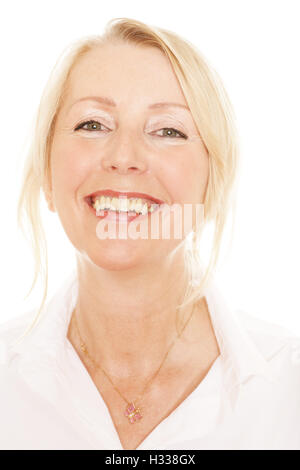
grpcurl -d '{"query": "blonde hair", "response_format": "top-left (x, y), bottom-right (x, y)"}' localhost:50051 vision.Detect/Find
top-left (14, 17), bottom-right (240, 346)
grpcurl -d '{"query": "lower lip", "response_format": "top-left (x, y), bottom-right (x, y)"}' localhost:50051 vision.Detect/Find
top-left (85, 201), bottom-right (161, 222)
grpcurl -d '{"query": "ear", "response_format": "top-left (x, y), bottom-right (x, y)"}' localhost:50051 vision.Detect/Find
top-left (42, 177), bottom-right (56, 213)
top-left (43, 189), bottom-right (56, 213)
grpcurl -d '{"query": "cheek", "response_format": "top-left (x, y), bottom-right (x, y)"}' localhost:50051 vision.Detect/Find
top-left (50, 139), bottom-right (92, 204)
top-left (157, 148), bottom-right (209, 203)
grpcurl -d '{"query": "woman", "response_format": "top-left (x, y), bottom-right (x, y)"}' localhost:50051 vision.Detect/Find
top-left (0, 18), bottom-right (299, 450)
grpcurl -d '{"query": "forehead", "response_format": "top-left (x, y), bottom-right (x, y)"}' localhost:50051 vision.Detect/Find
top-left (63, 43), bottom-right (188, 109)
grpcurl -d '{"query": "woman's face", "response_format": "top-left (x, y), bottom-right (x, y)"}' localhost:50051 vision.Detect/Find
top-left (47, 43), bottom-right (209, 271)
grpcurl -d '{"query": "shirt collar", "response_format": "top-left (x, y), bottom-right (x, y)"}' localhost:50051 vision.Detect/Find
top-left (10, 269), bottom-right (279, 391)
top-left (11, 270), bottom-right (78, 356)
top-left (204, 277), bottom-right (279, 388)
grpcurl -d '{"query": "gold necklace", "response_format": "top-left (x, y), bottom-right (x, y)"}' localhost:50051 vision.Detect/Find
top-left (72, 302), bottom-right (197, 424)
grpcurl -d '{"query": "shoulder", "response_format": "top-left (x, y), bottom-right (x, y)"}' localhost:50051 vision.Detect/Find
top-left (0, 310), bottom-right (36, 364)
top-left (237, 308), bottom-right (300, 382)
top-left (236, 307), bottom-right (299, 348)
top-left (0, 309), bottom-right (36, 340)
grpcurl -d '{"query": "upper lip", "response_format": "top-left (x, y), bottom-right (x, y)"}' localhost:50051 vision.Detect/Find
top-left (85, 189), bottom-right (165, 205)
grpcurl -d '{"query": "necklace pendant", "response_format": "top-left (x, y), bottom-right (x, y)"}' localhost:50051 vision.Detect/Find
top-left (124, 402), bottom-right (142, 424)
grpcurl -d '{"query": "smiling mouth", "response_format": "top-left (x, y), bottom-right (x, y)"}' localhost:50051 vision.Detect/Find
top-left (85, 194), bottom-right (163, 221)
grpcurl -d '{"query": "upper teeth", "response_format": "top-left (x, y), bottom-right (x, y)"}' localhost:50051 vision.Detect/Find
top-left (92, 196), bottom-right (159, 215)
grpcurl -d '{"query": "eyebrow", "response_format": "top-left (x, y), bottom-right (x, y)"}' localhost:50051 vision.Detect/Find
top-left (68, 96), bottom-right (190, 111)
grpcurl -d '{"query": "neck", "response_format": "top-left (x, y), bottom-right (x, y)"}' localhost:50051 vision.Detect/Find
top-left (68, 253), bottom-right (207, 379)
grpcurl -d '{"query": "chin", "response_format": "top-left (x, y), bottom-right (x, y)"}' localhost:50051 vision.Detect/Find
top-left (84, 240), bottom-right (152, 272)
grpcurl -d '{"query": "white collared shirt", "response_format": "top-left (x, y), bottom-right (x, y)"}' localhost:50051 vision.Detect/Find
top-left (0, 271), bottom-right (299, 450)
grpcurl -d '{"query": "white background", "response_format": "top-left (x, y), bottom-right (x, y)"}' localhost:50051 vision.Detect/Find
top-left (0, 0), bottom-right (299, 333)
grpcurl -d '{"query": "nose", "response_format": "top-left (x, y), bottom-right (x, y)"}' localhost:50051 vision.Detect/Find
top-left (101, 131), bottom-right (148, 175)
